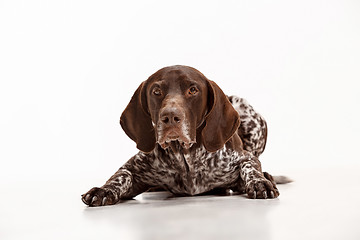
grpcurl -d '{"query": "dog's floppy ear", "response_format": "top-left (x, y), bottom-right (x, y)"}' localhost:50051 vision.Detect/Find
top-left (120, 82), bottom-right (156, 153)
top-left (202, 80), bottom-right (240, 152)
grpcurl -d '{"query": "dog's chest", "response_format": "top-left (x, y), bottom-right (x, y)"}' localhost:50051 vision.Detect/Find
top-left (153, 146), bottom-right (243, 195)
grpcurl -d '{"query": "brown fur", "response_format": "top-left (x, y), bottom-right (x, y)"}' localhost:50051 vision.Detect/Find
top-left (82, 65), bottom-right (280, 207)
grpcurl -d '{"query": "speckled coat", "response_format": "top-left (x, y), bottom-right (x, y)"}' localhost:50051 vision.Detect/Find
top-left (82, 66), bottom-right (279, 207)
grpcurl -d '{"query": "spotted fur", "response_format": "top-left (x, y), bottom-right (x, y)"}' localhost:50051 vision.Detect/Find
top-left (228, 96), bottom-right (267, 157)
top-left (82, 66), bottom-right (280, 207)
top-left (82, 96), bottom-right (279, 206)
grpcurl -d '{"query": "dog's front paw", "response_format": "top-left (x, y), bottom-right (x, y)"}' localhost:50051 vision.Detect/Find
top-left (245, 178), bottom-right (279, 199)
top-left (82, 187), bottom-right (117, 207)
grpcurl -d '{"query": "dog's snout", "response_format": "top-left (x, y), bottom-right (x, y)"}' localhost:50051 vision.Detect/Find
top-left (160, 108), bottom-right (183, 126)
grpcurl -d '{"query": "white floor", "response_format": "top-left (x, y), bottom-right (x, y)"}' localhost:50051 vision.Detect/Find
top-left (1, 166), bottom-right (360, 240)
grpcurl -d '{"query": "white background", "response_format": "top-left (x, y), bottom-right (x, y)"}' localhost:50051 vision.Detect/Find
top-left (1, 1), bottom-right (360, 240)
top-left (1, 0), bottom-right (360, 183)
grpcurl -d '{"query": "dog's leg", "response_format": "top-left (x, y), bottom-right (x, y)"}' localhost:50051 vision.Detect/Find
top-left (81, 168), bottom-right (145, 207)
top-left (81, 152), bottom-right (153, 207)
top-left (239, 152), bottom-right (279, 199)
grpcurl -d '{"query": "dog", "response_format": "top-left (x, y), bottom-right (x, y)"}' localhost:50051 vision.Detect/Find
top-left (82, 65), bottom-right (287, 207)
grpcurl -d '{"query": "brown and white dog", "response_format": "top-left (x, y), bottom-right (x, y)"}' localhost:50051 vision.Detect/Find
top-left (82, 65), bottom-right (288, 207)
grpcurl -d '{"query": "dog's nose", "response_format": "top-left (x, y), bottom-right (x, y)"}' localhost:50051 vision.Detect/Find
top-left (160, 108), bottom-right (183, 125)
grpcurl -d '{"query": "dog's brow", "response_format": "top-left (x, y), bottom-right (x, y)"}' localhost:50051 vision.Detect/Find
top-left (183, 79), bottom-right (198, 86)
top-left (149, 81), bottom-right (167, 90)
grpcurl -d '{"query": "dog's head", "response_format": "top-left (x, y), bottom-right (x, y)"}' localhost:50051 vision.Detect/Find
top-left (120, 65), bottom-right (239, 153)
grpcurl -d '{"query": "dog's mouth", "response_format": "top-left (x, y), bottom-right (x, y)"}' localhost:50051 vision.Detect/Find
top-left (157, 132), bottom-right (195, 151)
top-left (159, 138), bottom-right (194, 150)
top-left (160, 140), bottom-right (195, 154)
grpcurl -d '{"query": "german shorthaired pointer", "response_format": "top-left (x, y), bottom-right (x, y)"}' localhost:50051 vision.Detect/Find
top-left (82, 65), bottom-right (284, 207)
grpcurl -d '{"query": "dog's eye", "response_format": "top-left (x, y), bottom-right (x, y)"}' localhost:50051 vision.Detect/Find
top-left (153, 88), bottom-right (162, 96)
top-left (188, 86), bottom-right (199, 95)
